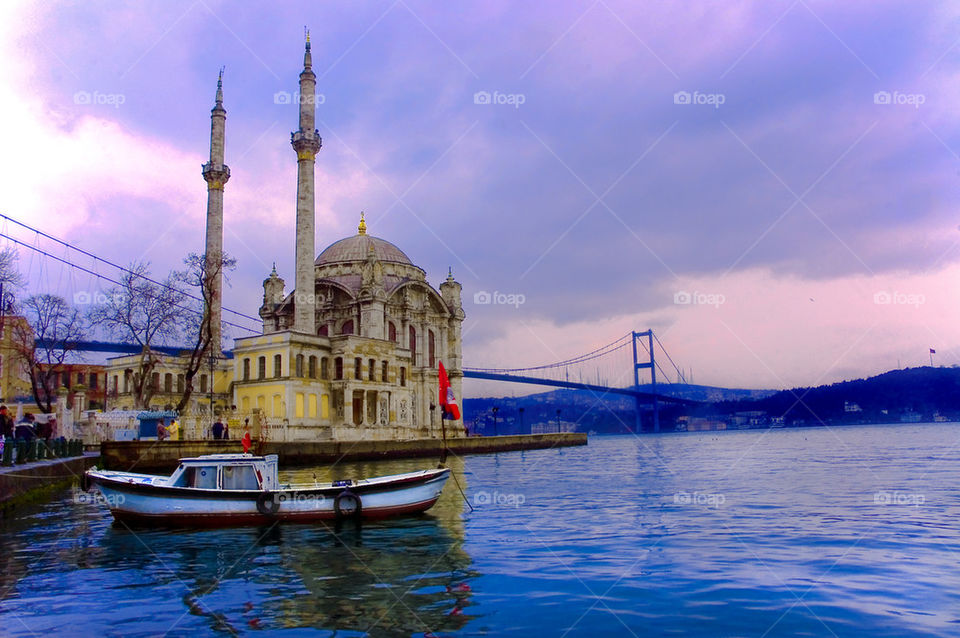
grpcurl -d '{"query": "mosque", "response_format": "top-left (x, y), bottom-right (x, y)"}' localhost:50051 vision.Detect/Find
top-left (203, 37), bottom-right (465, 440)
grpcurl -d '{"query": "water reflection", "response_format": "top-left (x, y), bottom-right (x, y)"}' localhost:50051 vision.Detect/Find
top-left (1, 456), bottom-right (476, 637)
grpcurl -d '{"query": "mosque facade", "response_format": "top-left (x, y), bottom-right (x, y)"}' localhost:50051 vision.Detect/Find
top-left (226, 38), bottom-right (465, 441)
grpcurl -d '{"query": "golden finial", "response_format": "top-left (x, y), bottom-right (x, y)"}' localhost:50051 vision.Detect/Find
top-left (305, 26), bottom-right (310, 44)
top-left (358, 211), bottom-right (367, 235)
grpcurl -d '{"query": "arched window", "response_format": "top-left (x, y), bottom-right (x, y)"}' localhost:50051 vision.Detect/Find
top-left (334, 357), bottom-right (343, 380)
top-left (243, 358), bottom-right (250, 381)
top-left (368, 358), bottom-right (375, 381)
top-left (308, 356), bottom-right (317, 379)
top-left (400, 367), bottom-right (406, 387)
top-left (354, 357), bottom-right (362, 380)
top-left (200, 374), bottom-right (208, 393)
top-left (164, 373), bottom-right (173, 393)
top-left (273, 354), bottom-right (282, 378)
top-left (409, 326), bottom-right (417, 366)
top-left (381, 361), bottom-right (388, 382)
top-left (258, 356), bottom-right (266, 379)
top-left (428, 330), bottom-right (436, 368)
top-left (318, 324), bottom-right (329, 336)
top-left (177, 374), bottom-right (184, 393)
top-left (388, 322), bottom-right (397, 342)
top-left (321, 357), bottom-right (329, 379)
top-left (341, 320), bottom-right (354, 335)
top-left (295, 354), bottom-right (304, 377)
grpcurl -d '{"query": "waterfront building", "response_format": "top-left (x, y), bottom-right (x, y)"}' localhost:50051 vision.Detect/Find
top-left (103, 352), bottom-right (231, 414)
top-left (230, 38), bottom-right (464, 441)
top-left (0, 315), bottom-right (32, 403)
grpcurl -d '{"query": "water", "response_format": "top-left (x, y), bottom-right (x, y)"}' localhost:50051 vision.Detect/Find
top-left (2, 424), bottom-right (960, 636)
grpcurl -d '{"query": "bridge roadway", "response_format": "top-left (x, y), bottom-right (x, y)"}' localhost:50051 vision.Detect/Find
top-left (461, 370), bottom-right (699, 405)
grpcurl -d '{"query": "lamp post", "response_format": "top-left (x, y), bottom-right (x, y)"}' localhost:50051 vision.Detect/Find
top-left (492, 406), bottom-right (499, 437)
top-left (556, 409), bottom-right (561, 434)
top-left (519, 407), bottom-right (525, 434)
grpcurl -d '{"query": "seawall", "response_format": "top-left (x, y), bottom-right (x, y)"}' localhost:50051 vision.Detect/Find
top-left (0, 454), bottom-right (100, 514)
top-left (100, 433), bottom-right (588, 472)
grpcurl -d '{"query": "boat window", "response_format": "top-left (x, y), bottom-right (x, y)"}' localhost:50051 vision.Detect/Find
top-left (187, 466), bottom-right (218, 489)
top-left (222, 465), bottom-right (260, 490)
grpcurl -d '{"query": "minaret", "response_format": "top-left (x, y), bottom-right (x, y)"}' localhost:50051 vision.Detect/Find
top-left (291, 31), bottom-right (322, 334)
top-left (202, 69), bottom-right (230, 352)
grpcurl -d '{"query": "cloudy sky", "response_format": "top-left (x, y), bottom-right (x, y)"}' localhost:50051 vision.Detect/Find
top-left (1, 1), bottom-right (958, 395)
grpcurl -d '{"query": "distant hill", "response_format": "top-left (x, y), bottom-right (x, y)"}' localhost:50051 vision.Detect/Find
top-left (712, 366), bottom-right (960, 424)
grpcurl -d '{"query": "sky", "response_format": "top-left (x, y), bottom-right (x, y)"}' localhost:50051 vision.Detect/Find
top-left (0, 0), bottom-right (958, 396)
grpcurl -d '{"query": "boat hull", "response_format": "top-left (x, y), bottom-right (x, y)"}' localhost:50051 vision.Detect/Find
top-left (87, 468), bottom-right (450, 527)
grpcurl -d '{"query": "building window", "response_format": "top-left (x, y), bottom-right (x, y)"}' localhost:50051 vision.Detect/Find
top-left (409, 326), bottom-right (417, 366)
top-left (274, 354), bottom-right (282, 378)
top-left (177, 374), bottom-right (184, 393)
top-left (152, 372), bottom-right (160, 390)
top-left (90, 373), bottom-right (98, 389)
top-left (164, 373), bottom-right (173, 393)
top-left (112, 375), bottom-right (119, 393)
top-left (296, 354), bottom-right (304, 377)
top-left (308, 356), bottom-right (317, 379)
top-left (354, 357), bottom-right (362, 380)
top-left (335, 357), bottom-right (343, 380)
top-left (320, 357), bottom-right (328, 380)
top-left (382, 360), bottom-right (388, 382)
top-left (368, 358), bottom-right (375, 381)
top-left (428, 330), bottom-right (436, 368)
top-left (258, 356), bottom-right (266, 380)
top-left (341, 320), bottom-right (354, 335)
top-left (388, 322), bottom-right (397, 342)
top-left (400, 366), bottom-right (406, 387)
top-left (76, 372), bottom-right (85, 386)
top-left (318, 324), bottom-right (329, 336)
top-left (123, 370), bottom-right (131, 393)
top-left (200, 374), bottom-right (208, 393)
top-left (243, 358), bottom-right (250, 381)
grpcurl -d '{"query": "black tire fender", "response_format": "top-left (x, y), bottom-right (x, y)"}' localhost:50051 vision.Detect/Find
top-left (334, 489), bottom-right (362, 520)
top-left (256, 491), bottom-right (281, 515)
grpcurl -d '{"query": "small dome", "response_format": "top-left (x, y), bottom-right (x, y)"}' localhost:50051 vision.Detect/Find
top-left (315, 233), bottom-right (413, 266)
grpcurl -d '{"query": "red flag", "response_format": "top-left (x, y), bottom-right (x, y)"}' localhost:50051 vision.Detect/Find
top-left (438, 361), bottom-right (461, 420)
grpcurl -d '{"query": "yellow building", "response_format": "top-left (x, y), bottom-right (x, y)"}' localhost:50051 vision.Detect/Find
top-left (103, 352), bottom-right (232, 413)
top-left (0, 315), bottom-right (33, 403)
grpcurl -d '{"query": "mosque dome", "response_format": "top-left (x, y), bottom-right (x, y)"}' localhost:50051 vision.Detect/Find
top-left (314, 213), bottom-right (413, 266)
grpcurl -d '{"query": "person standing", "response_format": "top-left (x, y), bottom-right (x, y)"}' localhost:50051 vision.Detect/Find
top-left (212, 419), bottom-right (224, 440)
top-left (0, 406), bottom-right (14, 439)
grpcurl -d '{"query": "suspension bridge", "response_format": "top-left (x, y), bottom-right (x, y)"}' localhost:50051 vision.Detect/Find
top-left (2, 214), bottom-right (698, 432)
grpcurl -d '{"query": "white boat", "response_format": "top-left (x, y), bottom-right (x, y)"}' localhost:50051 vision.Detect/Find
top-left (83, 453), bottom-right (450, 526)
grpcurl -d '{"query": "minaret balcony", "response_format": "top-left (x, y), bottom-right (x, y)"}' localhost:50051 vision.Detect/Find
top-left (202, 163), bottom-right (231, 183)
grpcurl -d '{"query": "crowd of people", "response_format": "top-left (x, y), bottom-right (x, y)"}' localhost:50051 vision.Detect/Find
top-left (0, 405), bottom-right (58, 442)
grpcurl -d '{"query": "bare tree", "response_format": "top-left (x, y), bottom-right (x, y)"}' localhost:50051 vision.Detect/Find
top-left (173, 252), bottom-right (236, 413)
top-left (12, 294), bottom-right (86, 413)
top-left (0, 245), bottom-right (26, 311)
top-left (89, 262), bottom-right (187, 409)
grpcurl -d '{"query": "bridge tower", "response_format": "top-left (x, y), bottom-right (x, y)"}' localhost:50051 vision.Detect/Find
top-left (632, 330), bottom-right (659, 433)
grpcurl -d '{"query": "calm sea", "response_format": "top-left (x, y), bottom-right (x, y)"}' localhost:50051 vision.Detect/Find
top-left (1, 423), bottom-right (959, 637)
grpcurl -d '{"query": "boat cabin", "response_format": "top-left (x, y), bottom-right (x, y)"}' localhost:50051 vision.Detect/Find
top-left (166, 454), bottom-right (280, 491)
